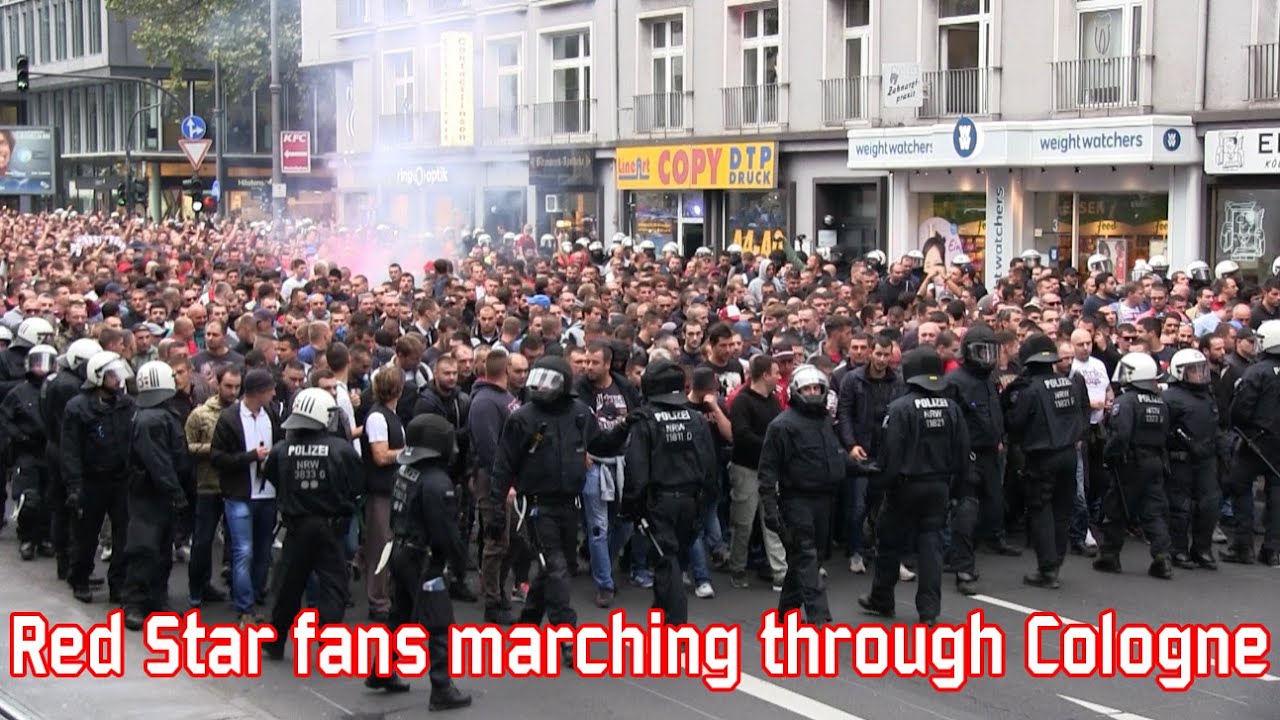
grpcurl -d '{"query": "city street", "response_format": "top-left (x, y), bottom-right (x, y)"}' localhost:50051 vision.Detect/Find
top-left (2, 530), bottom-right (1278, 720)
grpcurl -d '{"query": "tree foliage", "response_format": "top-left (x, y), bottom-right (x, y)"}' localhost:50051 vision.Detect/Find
top-left (105, 0), bottom-right (301, 100)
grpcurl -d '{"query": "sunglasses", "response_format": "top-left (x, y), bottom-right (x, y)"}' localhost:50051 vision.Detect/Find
top-left (1122, 335), bottom-right (1138, 341)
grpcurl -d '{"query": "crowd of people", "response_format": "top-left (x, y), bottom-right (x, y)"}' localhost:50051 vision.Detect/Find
top-left (2, 208), bottom-right (1279, 710)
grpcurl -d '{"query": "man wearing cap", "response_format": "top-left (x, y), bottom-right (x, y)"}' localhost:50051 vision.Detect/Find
top-left (859, 347), bottom-right (969, 626)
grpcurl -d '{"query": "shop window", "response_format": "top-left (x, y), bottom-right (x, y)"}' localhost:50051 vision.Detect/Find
top-left (484, 188), bottom-right (527, 237)
top-left (1211, 188), bottom-right (1279, 287)
top-left (816, 183), bottom-right (879, 258)
top-left (727, 189), bottom-right (788, 256)
top-left (634, 191), bottom-right (678, 247)
top-left (1070, 193), bottom-right (1167, 280)
top-left (917, 192), bottom-right (986, 281)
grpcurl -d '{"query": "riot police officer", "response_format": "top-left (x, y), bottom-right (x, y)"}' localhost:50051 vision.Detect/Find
top-left (42, 338), bottom-right (102, 580)
top-left (123, 361), bottom-right (193, 630)
top-left (488, 356), bottom-right (598, 666)
top-left (620, 359), bottom-right (717, 625)
top-left (1095, 352), bottom-right (1175, 579)
top-left (1164, 349), bottom-right (1222, 570)
top-left (263, 388), bottom-right (364, 658)
top-left (368, 413), bottom-right (471, 711)
top-left (759, 364), bottom-right (845, 624)
top-left (945, 324), bottom-right (1008, 596)
top-left (1222, 319), bottom-right (1280, 566)
top-left (0, 317), bottom-right (56, 397)
top-left (859, 348), bottom-right (969, 625)
top-left (1, 344), bottom-right (57, 560)
top-left (63, 351), bottom-right (135, 603)
top-left (1003, 334), bottom-right (1088, 589)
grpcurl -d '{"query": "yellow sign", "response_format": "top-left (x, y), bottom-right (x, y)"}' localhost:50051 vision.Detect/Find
top-left (734, 227), bottom-right (789, 256)
top-left (616, 142), bottom-right (777, 190)
top-left (440, 32), bottom-right (474, 147)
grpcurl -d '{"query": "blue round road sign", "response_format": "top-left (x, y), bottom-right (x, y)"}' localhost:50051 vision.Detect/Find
top-left (181, 115), bottom-right (207, 141)
top-left (953, 116), bottom-right (979, 159)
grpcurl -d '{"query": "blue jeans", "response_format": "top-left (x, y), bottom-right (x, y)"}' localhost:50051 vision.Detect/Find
top-left (224, 498), bottom-right (276, 615)
top-left (844, 474), bottom-right (869, 557)
top-left (688, 503), bottom-right (725, 585)
top-left (1070, 450), bottom-right (1090, 544)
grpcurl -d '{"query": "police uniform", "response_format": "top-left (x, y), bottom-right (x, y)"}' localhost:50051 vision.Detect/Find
top-left (263, 388), bottom-right (364, 656)
top-left (489, 356), bottom-right (597, 661)
top-left (621, 360), bottom-right (717, 625)
top-left (759, 364), bottom-right (845, 624)
top-left (122, 362), bottom-right (194, 629)
top-left (1095, 353), bottom-right (1175, 578)
top-left (859, 348), bottom-right (969, 624)
top-left (1222, 320), bottom-right (1280, 566)
top-left (1162, 350), bottom-right (1221, 569)
top-left (370, 414), bottom-right (471, 710)
top-left (41, 339), bottom-right (102, 580)
top-left (1003, 335), bottom-right (1088, 588)
top-left (0, 345), bottom-right (57, 560)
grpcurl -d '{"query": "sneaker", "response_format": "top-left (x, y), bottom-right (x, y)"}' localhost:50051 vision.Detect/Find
top-left (694, 582), bottom-right (715, 599)
top-left (771, 573), bottom-right (785, 592)
top-left (100, 546), bottom-right (112, 562)
top-left (848, 554), bottom-right (866, 574)
top-left (594, 588), bottom-right (615, 608)
top-left (730, 572), bottom-right (750, 589)
top-left (510, 582), bottom-right (529, 603)
top-left (1212, 526), bottom-right (1228, 544)
top-left (819, 567), bottom-right (828, 579)
top-left (238, 613), bottom-right (262, 627)
top-left (1084, 529), bottom-right (1098, 549)
top-left (899, 564), bottom-right (916, 582)
top-left (630, 572), bottom-right (654, 589)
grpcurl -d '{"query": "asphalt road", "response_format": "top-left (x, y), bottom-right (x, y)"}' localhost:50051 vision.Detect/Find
top-left (2, 527), bottom-right (1278, 720)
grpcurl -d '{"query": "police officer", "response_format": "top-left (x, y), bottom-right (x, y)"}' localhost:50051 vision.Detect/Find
top-left (489, 356), bottom-right (597, 666)
top-left (1164, 349), bottom-right (1222, 570)
top-left (0, 317), bottom-right (56, 397)
top-left (123, 361), bottom-right (193, 630)
top-left (1094, 352), bottom-right (1175, 579)
top-left (945, 324), bottom-right (1008, 596)
top-left (42, 339), bottom-right (102, 580)
top-left (1, 344), bottom-right (57, 560)
top-left (1222, 319), bottom-right (1280, 566)
top-left (620, 360), bottom-right (717, 625)
top-left (759, 364), bottom-right (845, 624)
top-left (367, 413), bottom-right (471, 711)
top-left (859, 348), bottom-right (969, 625)
top-left (263, 388), bottom-right (364, 658)
top-left (1003, 334), bottom-right (1088, 589)
top-left (63, 351), bottom-right (135, 604)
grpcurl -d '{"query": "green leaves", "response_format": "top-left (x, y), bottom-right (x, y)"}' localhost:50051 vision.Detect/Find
top-left (106, 0), bottom-right (300, 99)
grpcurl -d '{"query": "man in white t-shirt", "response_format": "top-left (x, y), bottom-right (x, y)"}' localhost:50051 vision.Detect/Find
top-left (1069, 329), bottom-right (1111, 556)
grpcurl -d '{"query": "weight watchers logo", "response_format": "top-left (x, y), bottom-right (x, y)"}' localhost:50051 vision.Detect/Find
top-left (395, 166), bottom-right (449, 187)
top-left (953, 117), bottom-right (979, 159)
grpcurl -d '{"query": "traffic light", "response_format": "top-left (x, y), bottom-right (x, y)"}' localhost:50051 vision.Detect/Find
top-left (115, 182), bottom-right (128, 207)
top-left (15, 55), bottom-right (28, 93)
top-left (183, 176), bottom-right (206, 214)
top-left (132, 180), bottom-right (147, 205)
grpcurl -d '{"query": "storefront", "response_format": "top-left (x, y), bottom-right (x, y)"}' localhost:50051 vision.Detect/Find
top-left (616, 141), bottom-right (781, 257)
top-left (383, 162), bottom-right (475, 235)
top-left (530, 149), bottom-right (598, 240)
top-left (782, 148), bottom-right (886, 260)
top-left (848, 116), bottom-right (1202, 288)
top-left (1202, 127), bottom-right (1280, 285)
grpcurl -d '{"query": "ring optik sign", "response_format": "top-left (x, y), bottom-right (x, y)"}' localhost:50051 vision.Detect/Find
top-left (280, 131), bottom-right (312, 175)
top-left (395, 166), bottom-right (450, 187)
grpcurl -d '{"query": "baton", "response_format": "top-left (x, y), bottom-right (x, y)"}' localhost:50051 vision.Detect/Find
top-left (1233, 428), bottom-right (1280, 479)
top-left (11, 491), bottom-right (23, 522)
top-left (513, 495), bottom-right (528, 533)
top-left (637, 518), bottom-right (665, 559)
top-left (374, 540), bottom-right (393, 576)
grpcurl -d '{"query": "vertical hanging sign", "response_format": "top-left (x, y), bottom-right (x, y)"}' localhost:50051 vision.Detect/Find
top-left (440, 32), bottom-right (475, 147)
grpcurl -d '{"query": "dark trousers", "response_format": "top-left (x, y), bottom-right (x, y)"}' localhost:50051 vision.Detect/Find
top-left (267, 516), bottom-right (349, 647)
top-left (10, 464), bottom-right (49, 544)
top-left (1100, 454), bottom-right (1172, 558)
top-left (517, 503), bottom-right (579, 627)
top-left (949, 449), bottom-right (1000, 576)
top-left (71, 481), bottom-right (129, 594)
top-left (187, 494), bottom-right (224, 603)
top-left (1227, 450), bottom-right (1280, 554)
top-left (778, 495), bottom-right (832, 624)
top-left (379, 544), bottom-right (455, 690)
top-left (1024, 448), bottom-right (1079, 573)
top-left (122, 493), bottom-right (177, 614)
top-left (1168, 455), bottom-right (1221, 557)
top-left (870, 479), bottom-right (948, 621)
top-left (473, 470), bottom-right (510, 610)
top-left (647, 491), bottom-right (698, 625)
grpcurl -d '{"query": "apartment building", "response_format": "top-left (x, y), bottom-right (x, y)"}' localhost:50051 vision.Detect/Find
top-left (301, 0), bottom-right (1280, 284)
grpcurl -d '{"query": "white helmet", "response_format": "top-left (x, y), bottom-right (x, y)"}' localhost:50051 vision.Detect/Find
top-left (1021, 249), bottom-right (1042, 266)
top-left (82, 351), bottom-right (132, 390)
top-left (15, 317), bottom-right (55, 349)
top-left (1186, 260), bottom-right (1211, 284)
top-left (906, 249), bottom-right (925, 262)
top-left (25, 344), bottom-right (58, 379)
top-left (611, 232), bottom-right (626, 245)
top-left (540, 233), bottom-right (555, 244)
top-left (661, 242), bottom-right (679, 255)
top-left (588, 241), bottom-right (602, 252)
top-left (1131, 259), bottom-right (1151, 281)
top-left (62, 338), bottom-right (103, 372)
top-left (135, 360), bottom-right (178, 408)
top-left (1112, 352), bottom-right (1159, 391)
top-left (865, 249), bottom-right (887, 267)
top-left (1149, 255), bottom-right (1170, 275)
top-left (639, 239), bottom-right (656, 252)
top-left (727, 243), bottom-right (743, 255)
top-left (575, 237), bottom-right (590, 247)
top-left (281, 387), bottom-right (337, 431)
top-left (560, 241), bottom-right (573, 254)
top-left (1087, 253), bottom-right (1113, 274)
top-left (1272, 256), bottom-right (1280, 277)
top-left (1215, 260), bottom-right (1240, 279)
top-left (477, 233), bottom-right (492, 246)
top-left (0, 326), bottom-right (12, 344)
top-left (694, 246), bottom-right (713, 258)
top-left (787, 364), bottom-right (829, 414)
top-left (1257, 319), bottom-right (1280, 355)
top-left (621, 235), bottom-right (634, 248)
top-left (951, 253), bottom-right (971, 267)
top-left (502, 232), bottom-right (516, 243)
top-left (1167, 348), bottom-right (1209, 385)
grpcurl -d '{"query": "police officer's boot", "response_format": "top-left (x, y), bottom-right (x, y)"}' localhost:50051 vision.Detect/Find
top-left (71, 584), bottom-right (93, 603)
top-left (1190, 551), bottom-right (1218, 570)
top-left (856, 594), bottom-right (895, 618)
top-left (1147, 554), bottom-right (1174, 580)
top-left (1172, 553), bottom-right (1196, 570)
top-left (124, 608), bottom-right (147, 631)
top-left (18, 541), bottom-right (35, 561)
top-left (428, 684), bottom-right (472, 712)
top-left (37, 541), bottom-right (54, 557)
top-left (1023, 569), bottom-right (1061, 589)
top-left (365, 672), bottom-right (410, 693)
top-left (986, 539), bottom-right (1022, 557)
top-left (1092, 554), bottom-right (1122, 573)
top-left (1257, 549), bottom-right (1280, 568)
top-left (55, 553), bottom-right (69, 580)
top-left (484, 604), bottom-right (517, 625)
top-left (1220, 545), bottom-right (1255, 564)
top-left (955, 573), bottom-right (978, 596)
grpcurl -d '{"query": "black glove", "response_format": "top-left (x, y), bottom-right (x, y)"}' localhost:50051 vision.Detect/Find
top-left (486, 510), bottom-right (507, 541)
top-left (618, 497), bottom-right (643, 523)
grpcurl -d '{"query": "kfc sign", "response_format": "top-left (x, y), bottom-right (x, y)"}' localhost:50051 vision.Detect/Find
top-left (280, 131), bottom-right (312, 174)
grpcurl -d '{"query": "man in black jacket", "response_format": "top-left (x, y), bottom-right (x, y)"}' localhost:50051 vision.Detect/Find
top-left (42, 338), bottom-right (102, 581)
top-left (2, 344), bottom-right (57, 561)
top-left (726, 354), bottom-right (786, 590)
top-left (467, 348), bottom-right (519, 625)
top-left (210, 368), bottom-right (281, 624)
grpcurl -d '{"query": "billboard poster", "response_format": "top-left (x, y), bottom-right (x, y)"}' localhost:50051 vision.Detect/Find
top-left (0, 127), bottom-right (55, 196)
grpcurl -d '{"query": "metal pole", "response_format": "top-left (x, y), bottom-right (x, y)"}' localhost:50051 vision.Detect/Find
top-left (214, 56), bottom-right (226, 219)
top-left (269, 0), bottom-right (284, 229)
top-left (124, 100), bottom-right (162, 218)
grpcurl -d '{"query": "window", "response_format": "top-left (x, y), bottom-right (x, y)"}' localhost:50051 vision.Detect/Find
top-left (54, 0), bottom-right (66, 60)
top-left (104, 82), bottom-right (116, 151)
top-left (1075, 0), bottom-right (1143, 106)
top-left (741, 5), bottom-right (780, 124)
top-left (384, 0), bottom-right (409, 21)
top-left (86, 86), bottom-right (98, 152)
top-left (87, 0), bottom-right (99, 53)
top-left (933, 0), bottom-right (989, 115)
top-left (493, 38), bottom-right (520, 137)
top-left (68, 88), bottom-right (81, 153)
top-left (22, 6), bottom-right (33, 57)
top-left (7, 10), bottom-right (18, 67)
top-left (37, 1), bottom-right (49, 63)
top-left (70, 0), bottom-right (82, 56)
top-left (549, 30), bottom-right (591, 133)
top-left (648, 18), bottom-right (684, 128)
top-left (841, 0), bottom-right (870, 118)
top-left (383, 51), bottom-right (414, 142)
top-left (338, 0), bottom-right (367, 28)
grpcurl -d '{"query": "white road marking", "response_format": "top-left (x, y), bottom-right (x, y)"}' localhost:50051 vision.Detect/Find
top-left (1261, 673), bottom-right (1280, 682)
top-left (618, 678), bottom-right (729, 720)
top-left (970, 593), bottom-right (1085, 625)
top-left (735, 672), bottom-right (870, 720)
top-left (302, 686), bottom-right (353, 716)
top-left (1057, 694), bottom-right (1154, 720)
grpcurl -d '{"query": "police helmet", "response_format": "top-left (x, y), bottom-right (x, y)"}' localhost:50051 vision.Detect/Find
top-left (1272, 256), bottom-right (1280, 277)
top-left (62, 338), bottom-right (103, 372)
top-left (560, 241), bottom-right (573, 254)
top-left (503, 232), bottom-right (516, 243)
top-left (1148, 254), bottom-right (1170, 275)
top-left (1167, 349), bottom-right (1209, 385)
top-left (1021, 249), bottom-right (1042, 266)
top-left (905, 250), bottom-right (925, 264)
top-left (951, 253), bottom-right (972, 267)
top-left (576, 237), bottom-right (591, 248)
top-left (1257, 319), bottom-right (1280, 356)
top-left (589, 241), bottom-right (603, 252)
top-left (527, 356), bottom-right (573, 407)
top-left (540, 233), bottom-right (556, 245)
top-left (1113, 352), bottom-right (1160, 392)
top-left (694, 246), bottom-right (713, 258)
top-left (25, 344), bottom-right (58, 381)
top-left (621, 235), bottom-right (634, 248)
top-left (727, 243), bottom-right (743, 255)
top-left (398, 413), bottom-right (457, 465)
top-left (1088, 253), bottom-right (1114, 274)
top-left (1018, 334), bottom-right (1059, 366)
top-left (82, 351), bottom-right (132, 390)
top-left (961, 324), bottom-right (1000, 371)
top-left (0, 326), bottom-right (12, 346)
top-left (1131, 259), bottom-right (1152, 281)
top-left (641, 359), bottom-right (687, 406)
top-left (1186, 260), bottom-right (1211, 284)
top-left (1215, 260), bottom-right (1240, 279)
top-left (639, 239), bottom-right (656, 252)
top-left (901, 347), bottom-right (947, 393)
top-left (612, 232), bottom-right (626, 245)
top-left (661, 242), bottom-right (679, 255)
top-left (14, 317), bottom-right (55, 349)
top-left (865, 250), bottom-right (887, 268)
top-left (135, 360), bottom-right (178, 408)
top-left (281, 387), bottom-right (337, 431)
top-left (788, 364), bottom-right (831, 413)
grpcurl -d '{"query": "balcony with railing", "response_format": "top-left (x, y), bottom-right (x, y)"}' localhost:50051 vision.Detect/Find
top-left (721, 84), bottom-right (788, 131)
top-left (480, 105), bottom-right (528, 144)
top-left (336, 0), bottom-right (371, 30)
top-left (633, 92), bottom-right (693, 135)
top-left (917, 68), bottom-right (986, 118)
top-left (821, 77), bottom-right (872, 126)
top-left (1052, 56), bottom-right (1143, 112)
top-left (1248, 43), bottom-right (1280, 101)
top-left (532, 99), bottom-right (596, 141)
top-left (377, 112), bottom-right (441, 146)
